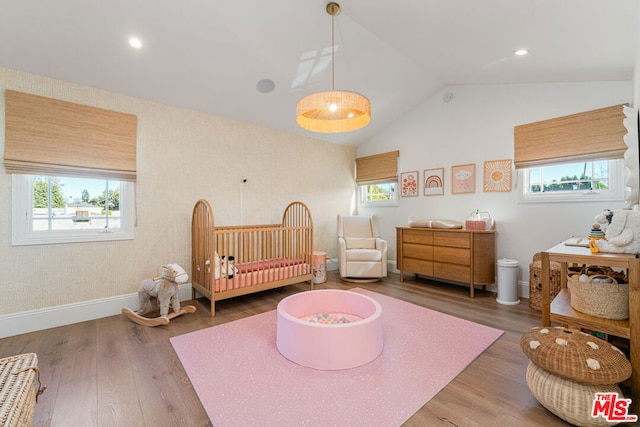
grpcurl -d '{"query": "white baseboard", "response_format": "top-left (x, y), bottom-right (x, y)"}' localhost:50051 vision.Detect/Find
top-left (389, 260), bottom-right (531, 300)
top-left (519, 281), bottom-right (530, 299)
top-left (0, 276), bottom-right (534, 339)
top-left (0, 284), bottom-right (193, 339)
top-left (388, 260), bottom-right (398, 274)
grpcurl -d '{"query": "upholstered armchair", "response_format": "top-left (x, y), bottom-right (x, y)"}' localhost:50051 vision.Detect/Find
top-left (337, 215), bottom-right (388, 281)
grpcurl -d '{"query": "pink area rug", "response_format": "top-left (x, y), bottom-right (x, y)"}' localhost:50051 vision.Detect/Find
top-left (170, 289), bottom-right (503, 426)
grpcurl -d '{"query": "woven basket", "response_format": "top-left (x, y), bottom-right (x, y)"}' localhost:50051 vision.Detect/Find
top-left (569, 275), bottom-right (629, 320)
top-left (526, 362), bottom-right (624, 427)
top-left (0, 353), bottom-right (43, 427)
top-left (529, 253), bottom-right (562, 311)
top-left (520, 326), bottom-right (631, 385)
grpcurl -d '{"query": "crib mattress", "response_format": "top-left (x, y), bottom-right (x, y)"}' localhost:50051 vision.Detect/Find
top-left (215, 259), bottom-right (309, 292)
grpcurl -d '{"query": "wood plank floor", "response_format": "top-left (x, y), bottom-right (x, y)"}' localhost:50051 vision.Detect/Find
top-left (0, 272), bottom-right (625, 426)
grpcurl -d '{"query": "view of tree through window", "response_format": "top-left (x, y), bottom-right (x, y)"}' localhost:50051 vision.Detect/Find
top-left (360, 182), bottom-right (396, 204)
top-left (33, 178), bottom-right (65, 208)
top-left (32, 176), bottom-right (121, 231)
top-left (528, 161), bottom-right (608, 193)
top-left (367, 183), bottom-right (395, 200)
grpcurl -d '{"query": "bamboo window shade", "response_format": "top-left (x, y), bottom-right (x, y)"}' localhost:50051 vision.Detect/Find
top-left (355, 150), bottom-right (399, 183)
top-left (4, 90), bottom-right (138, 181)
top-left (514, 104), bottom-right (627, 169)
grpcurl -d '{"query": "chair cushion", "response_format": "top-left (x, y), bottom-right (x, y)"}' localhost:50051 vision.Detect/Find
top-left (345, 249), bottom-right (382, 262)
top-left (342, 216), bottom-right (373, 239)
top-left (346, 237), bottom-right (376, 249)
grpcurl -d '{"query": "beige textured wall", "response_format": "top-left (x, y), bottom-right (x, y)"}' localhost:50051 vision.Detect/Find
top-left (0, 67), bottom-right (355, 315)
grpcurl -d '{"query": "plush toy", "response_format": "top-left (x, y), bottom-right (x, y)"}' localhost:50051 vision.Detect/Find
top-left (122, 263), bottom-right (196, 327)
top-left (213, 252), bottom-right (238, 279)
top-left (595, 209), bottom-right (640, 254)
top-left (136, 264), bottom-right (187, 316)
top-left (594, 208), bottom-right (614, 227)
top-left (221, 255), bottom-right (238, 278)
top-left (214, 252), bottom-right (222, 279)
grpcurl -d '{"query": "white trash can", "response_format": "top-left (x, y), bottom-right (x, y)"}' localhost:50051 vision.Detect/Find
top-left (496, 258), bottom-right (520, 305)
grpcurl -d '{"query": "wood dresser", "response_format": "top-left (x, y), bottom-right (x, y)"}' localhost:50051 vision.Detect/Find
top-left (396, 227), bottom-right (496, 297)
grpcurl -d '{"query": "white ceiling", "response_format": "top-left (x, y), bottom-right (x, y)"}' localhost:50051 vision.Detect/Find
top-left (0, 0), bottom-right (637, 146)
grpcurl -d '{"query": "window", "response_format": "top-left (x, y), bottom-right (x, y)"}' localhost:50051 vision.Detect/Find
top-left (4, 92), bottom-right (137, 245)
top-left (359, 181), bottom-right (397, 206)
top-left (355, 151), bottom-right (399, 207)
top-left (12, 175), bottom-right (135, 245)
top-left (518, 159), bottom-right (625, 203)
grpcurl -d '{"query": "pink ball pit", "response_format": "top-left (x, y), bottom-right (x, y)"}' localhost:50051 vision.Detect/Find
top-left (276, 289), bottom-right (384, 370)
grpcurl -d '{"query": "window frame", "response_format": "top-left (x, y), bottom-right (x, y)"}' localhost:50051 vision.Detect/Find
top-left (517, 158), bottom-right (625, 204)
top-left (358, 179), bottom-right (398, 207)
top-left (11, 174), bottom-right (135, 246)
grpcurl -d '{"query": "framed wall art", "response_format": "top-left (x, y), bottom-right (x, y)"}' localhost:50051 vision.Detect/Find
top-left (483, 159), bottom-right (512, 192)
top-left (423, 168), bottom-right (444, 196)
top-left (451, 163), bottom-right (476, 194)
top-left (400, 171), bottom-right (419, 197)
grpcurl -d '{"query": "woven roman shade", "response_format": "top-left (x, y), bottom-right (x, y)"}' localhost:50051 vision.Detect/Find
top-left (355, 150), bottom-right (399, 183)
top-left (4, 90), bottom-right (137, 181)
top-left (514, 104), bottom-right (627, 169)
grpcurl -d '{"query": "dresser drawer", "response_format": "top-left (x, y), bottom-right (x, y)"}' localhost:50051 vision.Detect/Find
top-left (403, 258), bottom-right (434, 276)
top-left (402, 229), bottom-right (433, 245)
top-left (403, 243), bottom-right (433, 260)
top-left (433, 231), bottom-right (470, 249)
top-left (433, 247), bottom-right (470, 265)
top-left (434, 262), bottom-right (470, 283)
top-left (396, 226), bottom-right (495, 297)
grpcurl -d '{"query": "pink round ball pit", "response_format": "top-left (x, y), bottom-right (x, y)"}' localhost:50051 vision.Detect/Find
top-left (276, 289), bottom-right (383, 370)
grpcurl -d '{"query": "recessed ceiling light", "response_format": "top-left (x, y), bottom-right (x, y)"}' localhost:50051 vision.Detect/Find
top-left (514, 49), bottom-right (529, 56)
top-left (129, 37), bottom-right (143, 49)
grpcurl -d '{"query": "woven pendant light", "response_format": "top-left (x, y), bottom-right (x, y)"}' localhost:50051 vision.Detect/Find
top-left (296, 2), bottom-right (371, 133)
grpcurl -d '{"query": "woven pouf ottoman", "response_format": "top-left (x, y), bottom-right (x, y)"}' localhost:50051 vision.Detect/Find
top-left (520, 327), bottom-right (632, 426)
top-left (526, 362), bottom-right (624, 427)
top-left (0, 353), bottom-right (45, 427)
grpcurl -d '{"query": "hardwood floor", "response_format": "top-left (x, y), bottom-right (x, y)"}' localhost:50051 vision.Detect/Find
top-left (0, 272), bottom-right (616, 426)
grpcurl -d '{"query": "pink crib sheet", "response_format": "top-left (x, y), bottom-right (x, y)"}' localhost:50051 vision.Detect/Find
top-left (215, 258), bottom-right (309, 292)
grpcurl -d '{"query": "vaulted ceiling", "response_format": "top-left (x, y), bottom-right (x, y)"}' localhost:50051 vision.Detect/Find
top-left (1, 0), bottom-right (637, 146)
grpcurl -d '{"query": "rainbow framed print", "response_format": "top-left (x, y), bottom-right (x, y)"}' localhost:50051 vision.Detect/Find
top-left (423, 168), bottom-right (444, 196)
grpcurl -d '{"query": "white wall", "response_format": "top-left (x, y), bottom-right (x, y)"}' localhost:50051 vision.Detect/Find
top-left (0, 67), bottom-right (355, 334)
top-left (357, 82), bottom-right (633, 296)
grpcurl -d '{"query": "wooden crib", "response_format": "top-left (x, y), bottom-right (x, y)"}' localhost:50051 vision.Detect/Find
top-left (191, 199), bottom-right (314, 316)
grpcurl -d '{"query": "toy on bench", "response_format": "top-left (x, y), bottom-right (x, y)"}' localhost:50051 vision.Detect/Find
top-left (122, 263), bottom-right (196, 327)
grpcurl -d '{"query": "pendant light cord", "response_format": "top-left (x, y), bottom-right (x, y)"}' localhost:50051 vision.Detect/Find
top-left (331, 10), bottom-right (335, 91)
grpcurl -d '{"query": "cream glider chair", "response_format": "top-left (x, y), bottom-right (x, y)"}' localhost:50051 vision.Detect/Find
top-left (337, 215), bottom-right (388, 281)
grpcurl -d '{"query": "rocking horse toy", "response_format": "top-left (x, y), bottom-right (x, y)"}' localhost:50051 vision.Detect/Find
top-left (122, 263), bottom-right (196, 327)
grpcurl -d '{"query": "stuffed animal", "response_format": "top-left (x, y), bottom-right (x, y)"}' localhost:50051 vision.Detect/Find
top-left (594, 208), bottom-right (614, 227)
top-left (214, 252), bottom-right (222, 279)
top-left (213, 252), bottom-right (238, 279)
top-left (595, 209), bottom-right (640, 254)
top-left (136, 264), bottom-right (189, 317)
top-left (221, 255), bottom-right (238, 278)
